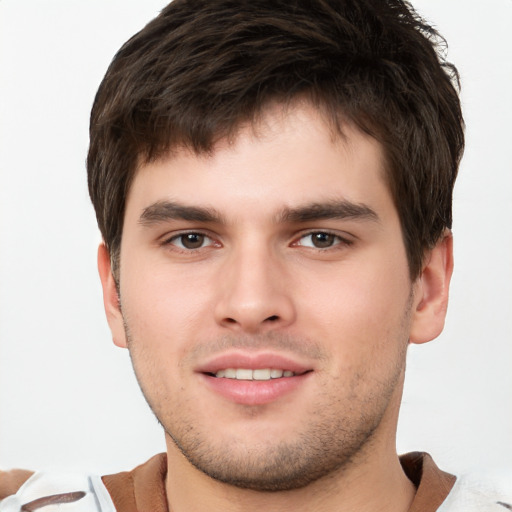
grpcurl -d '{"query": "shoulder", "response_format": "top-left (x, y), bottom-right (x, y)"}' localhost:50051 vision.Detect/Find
top-left (440, 475), bottom-right (512, 512)
top-left (0, 470), bottom-right (115, 512)
top-left (400, 452), bottom-right (511, 512)
top-left (0, 454), bottom-right (167, 512)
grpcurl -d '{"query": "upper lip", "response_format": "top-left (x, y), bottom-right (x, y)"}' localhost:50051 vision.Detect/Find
top-left (196, 351), bottom-right (313, 375)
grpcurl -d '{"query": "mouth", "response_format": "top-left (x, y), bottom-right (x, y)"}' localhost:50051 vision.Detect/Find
top-left (210, 368), bottom-right (305, 380)
top-left (197, 352), bottom-right (314, 405)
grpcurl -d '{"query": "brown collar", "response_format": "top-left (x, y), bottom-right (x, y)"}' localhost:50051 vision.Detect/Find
top-left (400, 451), bottom-right (456, 512)
top-left (103, 453), bottom-right (168, 512)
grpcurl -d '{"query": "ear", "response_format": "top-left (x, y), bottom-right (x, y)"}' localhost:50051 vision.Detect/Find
top-left (97, 243), bottom-right (128, 348)
top-left (409, 231), bottom-right (454, 344)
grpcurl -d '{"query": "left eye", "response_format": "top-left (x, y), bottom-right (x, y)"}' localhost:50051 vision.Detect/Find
top-left (168, 233), bottom-right (214, 250)
top-left (297, 232), bottom-right (343, 249)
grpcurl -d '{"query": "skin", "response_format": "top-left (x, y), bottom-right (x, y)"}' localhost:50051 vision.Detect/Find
top-left (99, 103), bottom-right (453, 512)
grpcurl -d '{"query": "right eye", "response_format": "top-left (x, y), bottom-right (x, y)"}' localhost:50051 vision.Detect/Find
top-left (166, 232), bottom-right (215, 250)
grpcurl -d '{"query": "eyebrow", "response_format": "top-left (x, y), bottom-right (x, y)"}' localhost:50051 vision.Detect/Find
top-left (139, 201), bottom-right (224, 225)
top-left (277, 200), bottom-right (380, 224)
top-left (139, 199), bottom-right (379, 226)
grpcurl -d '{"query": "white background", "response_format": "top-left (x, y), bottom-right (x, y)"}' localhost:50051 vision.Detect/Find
top-left (0, 0), bottom-right (511, 482)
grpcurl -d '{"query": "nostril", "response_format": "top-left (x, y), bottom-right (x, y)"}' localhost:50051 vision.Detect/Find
top-left (220, 314), bottom-right (283, 328)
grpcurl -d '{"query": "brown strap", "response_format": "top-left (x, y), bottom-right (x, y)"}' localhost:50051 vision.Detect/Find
top-left (20, 491), bottom-right (86, 511)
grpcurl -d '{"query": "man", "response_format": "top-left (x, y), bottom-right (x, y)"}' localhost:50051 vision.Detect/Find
top-left (0, 0), bottom-right (509, 511)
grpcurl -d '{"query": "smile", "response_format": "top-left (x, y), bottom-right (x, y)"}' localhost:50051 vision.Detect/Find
top-left (214, 368), bottom-right (296, 380)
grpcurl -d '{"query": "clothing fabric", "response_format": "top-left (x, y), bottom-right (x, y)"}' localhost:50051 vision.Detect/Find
top-left (1, 452), bottom-right (510, 512)
top-left (0, 471), bottom-right (116, 512)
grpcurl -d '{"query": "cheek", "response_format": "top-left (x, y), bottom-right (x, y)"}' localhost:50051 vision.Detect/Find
top-left (120, 261), bottom-right (216, 352)
top-left (301, 257), bottom-right (411, 367)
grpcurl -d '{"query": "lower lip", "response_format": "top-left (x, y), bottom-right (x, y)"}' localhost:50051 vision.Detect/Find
top-left (200, 372), bottom-right (311, 405)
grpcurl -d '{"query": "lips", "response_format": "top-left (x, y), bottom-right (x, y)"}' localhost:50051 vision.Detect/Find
top-left (196, 351), bottom-right (313, 405)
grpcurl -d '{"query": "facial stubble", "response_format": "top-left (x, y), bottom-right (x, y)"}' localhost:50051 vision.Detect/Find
top-left (122, 306), bottom-right (411, 493)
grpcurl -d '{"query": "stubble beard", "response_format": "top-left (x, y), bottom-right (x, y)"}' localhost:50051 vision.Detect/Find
top-left (125, 332), bottom-right (408, 492)
top-left (163, 378), bottom-right (403, 492)
top-left (122, 289), bottom-right (412, 492)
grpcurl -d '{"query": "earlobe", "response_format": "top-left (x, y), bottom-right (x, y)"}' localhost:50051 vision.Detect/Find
top-left (409, 231), bottom-right (454, 345)
top-left (97, 243), bottom-right (128, 348)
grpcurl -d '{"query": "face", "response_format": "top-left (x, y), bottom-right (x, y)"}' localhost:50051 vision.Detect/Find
top-left (100, 104), bottom-right (447, 491)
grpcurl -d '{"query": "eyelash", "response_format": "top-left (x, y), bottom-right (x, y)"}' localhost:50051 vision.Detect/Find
top-left (162, 230), bottom-right (353, 252)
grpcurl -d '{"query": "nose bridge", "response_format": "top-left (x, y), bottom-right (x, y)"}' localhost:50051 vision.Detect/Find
top-left (214, 237), bottom-right (295, 332)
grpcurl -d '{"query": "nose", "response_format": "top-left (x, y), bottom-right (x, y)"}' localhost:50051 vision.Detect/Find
top-left (214, 243), bottom-right (296, 333)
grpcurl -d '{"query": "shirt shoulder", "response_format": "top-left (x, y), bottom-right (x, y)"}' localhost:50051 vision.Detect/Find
top-left (0, 454), bottom-right (167, 512)
top-left (0, 470), bottom-right (116, 512)
top-left (400, 452), bottom-right (511, 512)
top-left (439, 475), bottom-right (512, 512)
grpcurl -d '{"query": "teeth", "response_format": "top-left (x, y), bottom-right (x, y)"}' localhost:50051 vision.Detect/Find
top-left (253, 369), bottom-right (271, 380)
top-left (214, 368), bottom-right (296, 380)
top-left (236, 369), bottom-right (252, 380)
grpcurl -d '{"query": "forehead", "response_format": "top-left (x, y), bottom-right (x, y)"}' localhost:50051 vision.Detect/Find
top-left (126, 103), bottom-right (393, 223)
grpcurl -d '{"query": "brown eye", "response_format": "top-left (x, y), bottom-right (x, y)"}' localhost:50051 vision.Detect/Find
top-left (294, 231), bottom-right (351, 250)
top-left (313, 233), bottom-right (336, 248)
top-left (180, 233), bottom-right (205, 249)
top-left (169, 233), bottom-right (212, 250)
top-left (304, 232), bottom-right (338, 248)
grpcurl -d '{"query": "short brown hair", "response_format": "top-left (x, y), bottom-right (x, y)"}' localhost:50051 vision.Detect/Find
top-left (87, 0), bottom-right (464, 279)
